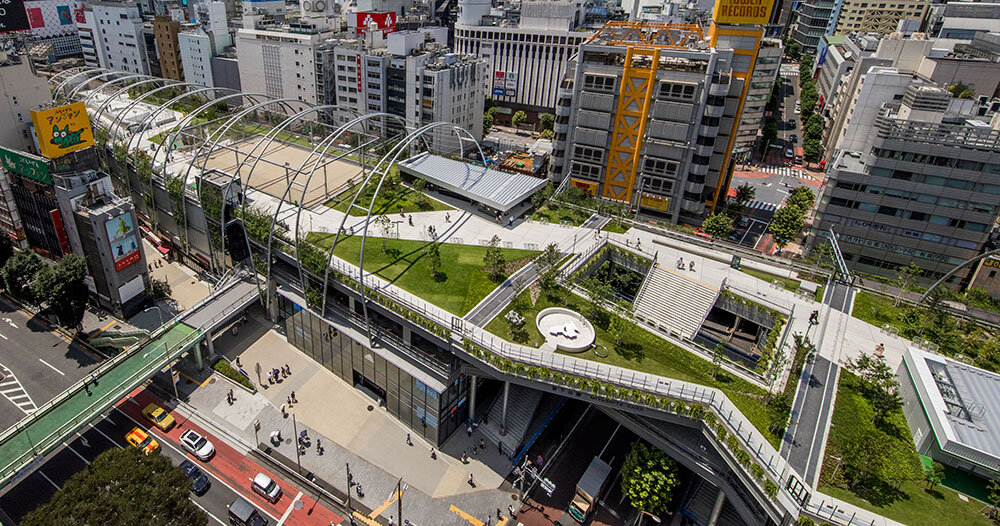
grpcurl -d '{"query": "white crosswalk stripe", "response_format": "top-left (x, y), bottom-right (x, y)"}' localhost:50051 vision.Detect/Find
top-left (758, 166), bottom-right (805, 179)
top-left (0, 365), bottom-right (37, 414)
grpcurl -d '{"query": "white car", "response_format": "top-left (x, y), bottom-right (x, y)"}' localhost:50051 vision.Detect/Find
top-left (180, 429), bottom-right (215, 461)
top-left (252, 473), bottom-right (282, 503)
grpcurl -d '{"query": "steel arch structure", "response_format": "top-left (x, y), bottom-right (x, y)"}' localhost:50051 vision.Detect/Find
top-left (52, 68), bottom-right (117, 102)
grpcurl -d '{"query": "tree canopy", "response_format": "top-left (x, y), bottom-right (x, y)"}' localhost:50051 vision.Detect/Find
top-left (538, 112), bottom-right (555, 131)
top-left (769, 204), bottom-right (805, 247)
top-left (735, 183), bottom-right (756, 204)
top-left (0, 235), bottom-right (12, 270)
top-left (484, 235), bottom-right (506, 281)
top-left (512, 110), bottom-right (527, 129)
top-left (702, 213), bottom-right (734, 238)
top-left (947, 82), bottom-right (975, 100)
top-left (2, 250), bottom-right (43, 302)
top-left (22, 447), bottom-right (207, 526)
top-left (786, 186), bottom-right (816, 212)
top-left (620, 442), bottom-right (679, 517)
top-left (32, 254), bottom-right (89, 328)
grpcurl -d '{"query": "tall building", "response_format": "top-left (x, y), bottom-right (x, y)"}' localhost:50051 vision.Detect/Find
top-left (550, 19), bottom-right (770, 224)
top-left (0, 54), bottom-right (52, 154)
top-left (76, 3), bottom-right (150, 74)
top-left (789, 0), bottom-right (838, 53)
top-left (154, 15), bottom-right (185, 81)
top-left (178, 2), bottom-right (234, 89)
top-left (453, 0), bottom-right (593, 121)
top-left (832, 0), bottom-right (929, 36)
top-left (932, 3), bottom-right (1000, 39)
top-left (734, 38), bottom-right (782, 155)
top-left (236, 14), bottom-right (338, 103)
top-left (813, 82), bottom-right (1000, 283)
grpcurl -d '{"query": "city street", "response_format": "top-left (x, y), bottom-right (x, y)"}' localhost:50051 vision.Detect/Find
top-left (0, 387), bottom-right (345, 525)
top-left (0, 296), bottom-right (102, 431)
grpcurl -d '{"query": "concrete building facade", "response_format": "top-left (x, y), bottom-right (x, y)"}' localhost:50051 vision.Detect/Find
top-left (0, 54), bottom-right (52, 154)
top-left (154, 15), bottom-right (185, 81)
top-left (236, 19), bottom-right (335, 103)
top-left (734, 38), bottom-right (782, 155)
top-left (832, 0), bottom-right (930, 36)
top-left (76, 3), bottom-right (150, 75)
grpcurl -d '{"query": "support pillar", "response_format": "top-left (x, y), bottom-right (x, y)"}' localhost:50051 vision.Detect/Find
top-left (205, 332), bottom-right (215, 361)
top-left (707, 487), bottom-right (726, 526)
top-left (267, 278), bottom-right (278, 322)
top-left (402, 325), bottom-right (411, 345)
top-left (469, 375), bottom-right (477, 421)
top-left (501, 381), bottom-right (510, 429)
top-left (194, 340), bottom-right (204, 370)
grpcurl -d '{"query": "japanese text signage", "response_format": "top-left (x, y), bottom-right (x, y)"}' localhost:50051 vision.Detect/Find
top-left (0, 0), bottom-right (30, 32)
top-left (355, 11), bottom-right (395, 34)
top-left (0, 146), bottom-right (51, 185)
top-left (712, 0), bottom-right (773, 25)
top-left (30, 102), bottom-right (95, 159)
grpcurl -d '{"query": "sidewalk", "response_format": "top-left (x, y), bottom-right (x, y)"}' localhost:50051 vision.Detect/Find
top-left (179, 312), bottom-right (518, 526)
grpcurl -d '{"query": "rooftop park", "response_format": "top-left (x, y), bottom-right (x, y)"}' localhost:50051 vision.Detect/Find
top-left (306, 232), bottom-right (537, 316)
top-left (818, 353), bottom-right (991, 525)
top-left (324, 168), bottom-right (452, 216)
top-left (531, 184), bottom-right (595, 226)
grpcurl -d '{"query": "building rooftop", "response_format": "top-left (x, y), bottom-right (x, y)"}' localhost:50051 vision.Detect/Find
top-left (397, 153), bottom-right (547, 212)
top-left (903, 346), bottom-right (1000, 471)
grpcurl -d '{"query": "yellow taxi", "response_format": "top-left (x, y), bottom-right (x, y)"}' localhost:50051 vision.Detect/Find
top-left (125, 427), bottom-right (159, 455)
top-left (142, 403), bottom-right (176, 431)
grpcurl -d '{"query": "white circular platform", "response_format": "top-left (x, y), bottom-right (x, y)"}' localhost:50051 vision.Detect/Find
top-left (536, 308), bottom-right (596, 353)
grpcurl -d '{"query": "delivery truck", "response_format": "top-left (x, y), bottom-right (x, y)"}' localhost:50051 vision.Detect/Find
top-left (567, 456), bottom-right (613, 523)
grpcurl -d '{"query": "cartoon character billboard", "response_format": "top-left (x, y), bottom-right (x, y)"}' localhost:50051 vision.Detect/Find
top-left (105, 212), bottom-right (141, 271)
top-left (30, 102), bottom-right (95, 159)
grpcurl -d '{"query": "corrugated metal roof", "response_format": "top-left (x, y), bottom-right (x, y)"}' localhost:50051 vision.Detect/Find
top-left (397, 153), bottom-right (548, 212)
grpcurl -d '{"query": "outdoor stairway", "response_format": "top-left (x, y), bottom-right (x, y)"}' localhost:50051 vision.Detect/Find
top-left (680, 480), bottom-right (718, 525)
top-left (634, 264), bottom-right (718, 340)
top-left (477, 384), bottom-right (543, 456)
top-left (89, 328), bottom-right (151, 350)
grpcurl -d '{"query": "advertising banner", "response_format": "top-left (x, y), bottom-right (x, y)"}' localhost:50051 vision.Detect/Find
top-left (0, 146), bottom-right (51, 185)
top-left (105, 212), bottom-right (141, 271)
top-left (712, 0), bottom-right (773, 25)
top-left (26, 7), bottom-right (42, 28)
top-left (50, 209), bottom-right (70, 255)
top-left (57, 5), bottom-right (71, 24)
top-left (492, 88), bottom-right (505, 96)
top-left (640, 193), bottom-right (670, 211)
top-left (0, 0), bottom-right (30, 32)
top-left (30, 102), bottom-right (95, 159)
top-left (355, 11), bottom-right (396, 34)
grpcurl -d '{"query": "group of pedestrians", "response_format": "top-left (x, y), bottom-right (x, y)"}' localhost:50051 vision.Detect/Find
top-left (267, 364), bottom-right (292, 385)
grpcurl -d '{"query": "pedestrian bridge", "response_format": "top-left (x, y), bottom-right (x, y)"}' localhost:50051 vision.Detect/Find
top-left (0, 279), bottom-right (259, 489)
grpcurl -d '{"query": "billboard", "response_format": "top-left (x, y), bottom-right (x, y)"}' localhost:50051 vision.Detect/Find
top-left (30, 102), bottom-right (94, 159)
top-left (105, 212), bottom-right (141, 271)
top-left (355, 11), bottom-right (395, 34)
top-left (56, 5), bottom-right (71, 25)
top-left (0, 0), bottom-right (30, 32)
top-left (640, 193), bottom-right (670, 211)
top-left (712, 0), bottom-right (773, 25)
top-left (26, 7), bottom-right (42, 28)
top-left (0, 146), bottom-right (51, 184)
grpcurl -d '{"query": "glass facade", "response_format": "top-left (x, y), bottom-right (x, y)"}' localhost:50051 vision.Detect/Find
top-left (277, 293), bottom-right (469, 445)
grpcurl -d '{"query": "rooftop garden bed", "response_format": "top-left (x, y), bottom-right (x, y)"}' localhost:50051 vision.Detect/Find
top-left (307, 233), bottom-right (537, 316)
top-left (324, 169), bottom-right (452, 216)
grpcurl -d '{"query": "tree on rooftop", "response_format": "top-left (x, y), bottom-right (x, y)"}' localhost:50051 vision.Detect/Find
top-left (893, 263), bottom-right (923, 307)
top-left (923, 461), bottom-right (945, 490)
top-left (539, 242), bottom-right (561, 270)
top-left (484, 235), bottom-right (506, 281)
top-left (702, 213), bottom-right (734, 239)
top-left (21, 447), bottom-right (207, 526)
top-left (32, 254), bottom-right (88, 329)
top-left (374, 214), bottom-right (392, 253)
top-left (947, 81), bottom-right (975, 100)
top-left (2, 250), bottom-right (43, 302)
top-left (620, 442), bottom-right (679, 518)
top-left (582, 275), bottom-right (612, 321)
top-left (426, 242), bottom-right (442, 280)
top-left (609, 300), bottom-right (631, 348)
top-left (711, 341), bottom-right (726, 379)
top-left (768, 204), bottom-right (805, 248)
top-left (845, 353), bottom-right (901, 424)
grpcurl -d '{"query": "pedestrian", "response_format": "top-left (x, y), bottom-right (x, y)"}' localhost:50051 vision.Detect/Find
top-left (468, 473), bottom-right (474, 487)
top-left (408, 216), bottom-right (413, 227)
top-left (267, 371), bottom-right (274, 384)
top-left (430, 448), bottom-right (436, 459)
top-left (467, 425), bottom-right (473, 437)
top-left (388, 516), bottom-right (394, 526)
top-left (406, 433), bottom-right (411, 446)
top-left (91, 373), bottom-right (98, 386)
top-left (626, 239), bottom-right (630, 247)
top-left (497, 508), bottom-right (503, 520)
top-left (235, 356), bottom-right (242, 367)
top-left (229, 389), bottom-right (234, 400)
top-left (875, 343), bottom-right (885, 356)
top-left (287, 395), bottom-right (293, 406)
top-left (280, 403), bottom-right (287, 417)
top-left (479, 438), bottom-right (485, 450)
top-left (508, 505), bottom-right (515, 517)
top-left (689, 260), bottom-right (695, 271)
top-left (461, 451), bottom-right (468, 463)
top-left (472, 444), bottom-right (477, 455)
top-left (316, 439), bottom-right (322, 453)
top-left (446, 213), bottom-right (450, 222)
top-left (285, 364), bottom-right (291, 375)
top-left (485, 517), bottom-right (490, 526)
top-left (498, 441), bottom-right (503, 455)
top-left (291, 391), bottom-right (297, 403)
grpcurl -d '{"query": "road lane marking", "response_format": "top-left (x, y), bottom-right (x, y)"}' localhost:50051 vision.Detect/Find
top-left (276, 491), bottom-right (302, 525)
top-left (38, 359), bottom-right (65, 376)
top-left (0, 364), bottom-right (37, 414)
top-left (38, 471), bottom-right (61, 490)
top-left (449, 504), bottom-right (484, 526)
top-left (0, 332), bottom-right (6, 340)
top-left (192, 499), bottom-right (227, 526)
top-left (63, 443), bottom-right (90, 464)
top-left (369, 486), bottom-right (403, 518)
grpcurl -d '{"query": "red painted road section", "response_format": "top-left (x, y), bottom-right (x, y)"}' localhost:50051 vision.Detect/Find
top-left (117, 388), bottom-right (344, 526)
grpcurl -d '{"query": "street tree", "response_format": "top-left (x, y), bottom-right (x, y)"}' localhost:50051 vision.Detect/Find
top-left (786, 186), bottom-right (816, 212)
top-left (483, 107), bottom-right (496, 135)
top-left (762, 118), bottom-right (778, 148)
top-left (800, 83), bottom-right (819, 117)
top-left (769, 204), bottom-right (805, 247)
top-left (22, 447), bottom-right (207, 526)
top-left (484, 235), bottom-right (506, 281)
top-left (538, 112), bottom-right (555, 132)
top-left (512, 110), bottom-right (527, 129)
top-left (702, 213), bottom-right (734, 238)
top-left (426, 242), bottom-right (442, 279)
top-left (735, 183), bottom-right (756, 204)
top-left (620, 442), bottom-right (679, 518)
top-left (799, 53), bottom-right (814, 79)
top-left (785, 39), bottom-right (801, 61)
top-left (0, 235), bottom-right (12, 270)
top-left (923, 461), bottom-right (945, 490)
top-left (803, 138), bottom-right (822, 163)
top-left (2, 250), bottom-right (43, 302)
top-left (804, 113), bottom-right (824, 141)
top-left (32, 254), bottom-right (89, 329)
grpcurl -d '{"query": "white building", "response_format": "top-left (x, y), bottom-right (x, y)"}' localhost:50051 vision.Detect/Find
top-left (0, 54), bottom-right (52, 154)
top-left (76, 3), bottom-right (150, 74)
top-left (454, 0), bottom-right (592, 119)
top-left (179, 28), bottom-right (234, 88)
top-left (236, 15), bottom-right (338, 103)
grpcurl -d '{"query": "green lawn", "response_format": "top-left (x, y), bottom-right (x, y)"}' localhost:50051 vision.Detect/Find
top-left (601, 222), bottom-right (631, 234)
top-left (532, 202), bottom-right (593, 226)
top-left (851, 290), bottom-right (905, 333)
top-left (820, 477), bottom-right (989, 525)
top-left (325, 182), bottom-right (453, 216)
top-left (739, 267), bottom-right (801, 291)
top-left (484, 287), bottom-right (779, 447)
top-left (307, 233), bottom-right (537, 316)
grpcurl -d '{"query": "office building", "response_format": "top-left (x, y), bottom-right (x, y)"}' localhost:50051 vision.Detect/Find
top-left (789, 0), bottom-right (839, 53)
top-left (813, 82), bottom-right (1000, 282)
top-left (76, 3), bottom-right (150, 74)
top-left (832, 0), bottom-right (929, 36)
top-left (154, 15), bottom-right (185, 81)
top-left (734, 38), bottom-right (782, 155)
top-left (236, 14), bottom-right (338, 103)
top-left (550, 20), bottom-right (769, 224)
top-left (0, 54), bottom-right (52, 154)
top-left (933, 3), bottom-right (1000, 40)
top-left (179, 27), bottom-right (236, 89)
top-left (453, 0), bottom-right (593, 121)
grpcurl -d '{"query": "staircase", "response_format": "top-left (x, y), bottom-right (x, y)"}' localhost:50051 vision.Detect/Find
top-left (634, 265), bottom-right (718, 339)
top-left (89, 328), bottom-right (151, 350)
top-left (679, 480), bottom-right (719, 526)
top-left (477, 384), bottom-right (543, 456)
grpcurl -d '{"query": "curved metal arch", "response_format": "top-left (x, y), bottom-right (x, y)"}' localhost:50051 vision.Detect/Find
top-left (919, 248), bottom-right (1000, 303)
top-left (254, 112), bottom-right (409, 303)
top-left (52, 68), bottom-right (115, 102)
top-left (66, 70), bottom-right (131, 101)
top-left (314, 121), bottom-right (485, 322)
top-left (83, 74), bottom-right (161, 105)
top-left (108, 83), bottom-right (224, 152)
top-left (91, 78), bottom-right (183, 141)
top-left (174, 97), bottom-right (307, 272)
top-left (47, 66), bottom-right (91, 91)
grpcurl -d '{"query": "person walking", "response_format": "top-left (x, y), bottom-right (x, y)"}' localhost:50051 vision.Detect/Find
top-left (468, 474), bottom-right (475, 487)
top-left (316, 439), bottom-right (322, 453)
top-left (291, 391), bottom-right (297, 403)
top-left (467, 425), bottom-right (473, 437)
top-left (508, 505), bottom-right (515, 517)
top-left (406, 433), bottom-right (412, 446)
top-left (497, 508), bottom-right (503, 520)
top-left (479, 438), bottom-right (485, 450)
top-left (280, 403), bottom-right (287, 417)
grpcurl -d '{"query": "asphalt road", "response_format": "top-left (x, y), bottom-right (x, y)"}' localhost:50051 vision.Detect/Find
top-left (0, 389), bottom-right (345, 525)
top-left (0, 297), bottom-right (102, 431)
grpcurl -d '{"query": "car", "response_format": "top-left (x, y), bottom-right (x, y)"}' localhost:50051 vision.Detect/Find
top-left (125, 427), bottom-right (159, 455)
top-left (180, 429), bottom-right (215, 461)
top-left (251, 473), bottom-right (282, 503)
top-left (142, 403), bottom-right (175, 431)
top-left (180, 459), bottom-right (211, 495)
top-left (785, 148), bottom-right (794, 159)
top-left (794, 106), bottom-right (800, 114)
top-left (790, 134), bottom-right (798, 143)
top-left (228, 497), bottom-right (269, 526)
top-left (787, 119), bottom-right (796, 128)
top-left (795, 155), bottom-right (804, 164)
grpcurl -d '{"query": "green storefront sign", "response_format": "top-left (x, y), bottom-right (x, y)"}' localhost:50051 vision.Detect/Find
top-left (0, 146), bottom-right (51, 185)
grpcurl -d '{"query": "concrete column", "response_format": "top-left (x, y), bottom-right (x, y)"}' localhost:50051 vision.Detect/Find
top-left (707, 487), bottom-right (726, 526)
top-left (267, 278), bottom-right (278, 322)
top-left (501, 381), bottom-right (510, 429)
top-left (402, 325), bottom-right (411, 344)
top-left (469, 375), bottom-right (477, 421)
top-left (194, 341), bottom-right (204, 370)
top-left (206, 332), bottom-right (215, 361)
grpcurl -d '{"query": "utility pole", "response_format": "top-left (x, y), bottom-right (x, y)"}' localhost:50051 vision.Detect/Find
top-left (396, 478), bottom-right (403, 524)
top-left (292, 414), bottom-right (301, 471)
top-left (346, 462), bottom-right (353, 511)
